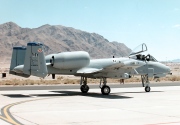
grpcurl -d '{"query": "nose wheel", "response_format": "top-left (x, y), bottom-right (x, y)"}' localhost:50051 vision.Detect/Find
top-left (145, 86), bottom-right (151, 92)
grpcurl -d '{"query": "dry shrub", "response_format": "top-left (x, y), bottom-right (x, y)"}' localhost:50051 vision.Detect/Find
top-left (63, 79), bottom-right (79, 84)
top-left (160, 75), bottom-right (180, 81)
top-left (1, 75), bottom-right (180, 86)
top-left (155, 78), bottom-right (160, 82)
top-left (57, 76), bottom-right (63, 80)
top-left (87, 79), bottom-right (99, 83)
top-left (125, 77), bottom-right (141, 83)
top-left (4, 69), bottom-right (9, 73)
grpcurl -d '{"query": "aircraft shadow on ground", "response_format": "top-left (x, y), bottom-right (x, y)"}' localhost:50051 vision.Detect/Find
top-left (2, 91), bottom-right (133, 99)
top-left (119, 91), bottom-right (164, 94)
top-left (2, 94), bottom-right (31, 98)
top-left (50, 91), bottom-right (133, 99)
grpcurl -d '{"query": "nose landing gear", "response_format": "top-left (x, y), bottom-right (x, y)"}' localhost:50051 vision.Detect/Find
top-left (141, 75), bottom-right (151, 92)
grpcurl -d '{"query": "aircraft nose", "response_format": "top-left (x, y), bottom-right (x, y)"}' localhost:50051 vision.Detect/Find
top-left (166, 66), bottom-right (171, 74)
top-left (164, 65), bottom-right (171, 73)
top-left (157, 63), bottom-right (171, 74)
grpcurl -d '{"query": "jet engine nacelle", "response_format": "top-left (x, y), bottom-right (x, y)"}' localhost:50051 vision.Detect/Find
top-left (46, 51), bottom-right (90, 69)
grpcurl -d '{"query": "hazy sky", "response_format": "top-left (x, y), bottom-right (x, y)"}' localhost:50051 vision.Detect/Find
top-left (0, 0), bottom-right (180, 61)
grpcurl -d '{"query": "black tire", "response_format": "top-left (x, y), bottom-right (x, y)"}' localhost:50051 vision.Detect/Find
top-left (145, 86), bottom-right (151, 92)
top-left (80, 85), bottom-right (89, 93)
top-left (101, 85), bottom-right (111, 95)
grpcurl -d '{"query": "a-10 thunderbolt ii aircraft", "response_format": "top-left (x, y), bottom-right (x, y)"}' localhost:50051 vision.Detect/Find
top-left (9, 42), bottom-right (170, 95)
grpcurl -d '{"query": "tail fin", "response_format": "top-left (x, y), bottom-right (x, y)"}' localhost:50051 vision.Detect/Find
top-left (23, 42), bottom-right (48, 78)
top-left (10, 42), bottom-right (48, 78)
top-left (9, 46), bottom-right (30, 77)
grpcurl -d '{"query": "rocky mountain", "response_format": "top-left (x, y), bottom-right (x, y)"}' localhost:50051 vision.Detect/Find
top-left (0, 22), bottom-right (131, 63)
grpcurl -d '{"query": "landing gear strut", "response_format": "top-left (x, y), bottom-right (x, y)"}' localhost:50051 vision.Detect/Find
top-left (80, 77), bottom-right (89, 93)
top-left (79, 77), bottom-right (111, 95)
top-left (141, 75), bottom-right (151, 92)
top-left (99, 77), bottom-right (111, 95)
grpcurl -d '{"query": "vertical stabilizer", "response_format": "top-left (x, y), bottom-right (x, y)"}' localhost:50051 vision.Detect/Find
top-left (10, 46), bottom-right (26, 71)
top-left (9, 46), bottom-right (30, 77)
top-left (23, 42), bottom-right (48, 78)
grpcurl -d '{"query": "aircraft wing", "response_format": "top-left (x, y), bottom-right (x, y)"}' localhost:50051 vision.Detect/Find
top-left (77, 59), bottom-right (145, 74)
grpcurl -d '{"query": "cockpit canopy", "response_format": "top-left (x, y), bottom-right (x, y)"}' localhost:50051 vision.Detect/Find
top-left (129, 43), bottom-right (158, 62)
top-left (129, 43), bottom-right (147, 57)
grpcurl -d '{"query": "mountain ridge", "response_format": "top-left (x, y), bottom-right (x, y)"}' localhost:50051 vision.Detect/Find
top-left (0, 22), bottom-right (131, 63)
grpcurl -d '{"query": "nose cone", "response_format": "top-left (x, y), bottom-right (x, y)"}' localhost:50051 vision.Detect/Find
top-left (162, 64), bottom-right (171, 74)
top-left (166, 65), bottom-right (171, 74)
top-left (152, 62), bottom-right (171, 75)
top-left (167, 66), bottom-right (171, 72)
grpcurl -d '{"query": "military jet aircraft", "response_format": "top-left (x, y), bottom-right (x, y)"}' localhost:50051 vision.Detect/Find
top-left (9, 42), bottom-right (170, 95)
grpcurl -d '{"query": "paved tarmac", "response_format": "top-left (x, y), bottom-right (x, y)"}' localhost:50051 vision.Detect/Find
top-left (0, 82), bottom-right (180, 125)
top-left (0, 82), bottom-right (180, 91)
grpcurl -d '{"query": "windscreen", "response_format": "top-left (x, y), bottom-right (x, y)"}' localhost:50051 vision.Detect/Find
top-left (148, 55), bottom-right (158, 62)
top-left (129, 43), bottom-right (147, 57)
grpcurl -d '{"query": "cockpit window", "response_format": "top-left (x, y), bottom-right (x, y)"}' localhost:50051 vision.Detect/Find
top-left (131, 54), bottom-right (158, 62)
top-left (136, 54), bottom-right (146, 61)
top-left (147, 55), bottom-right (158, 62)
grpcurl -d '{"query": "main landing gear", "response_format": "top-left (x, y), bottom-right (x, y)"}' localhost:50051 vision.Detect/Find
top-left (80, 77), bottom-right (111, 95)
top-left (141, 75), bottom-right (151, 92)
top-left (80, 77), bottom-right (89, 93)
top-left (99, 77), bottom-right (111, 95)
